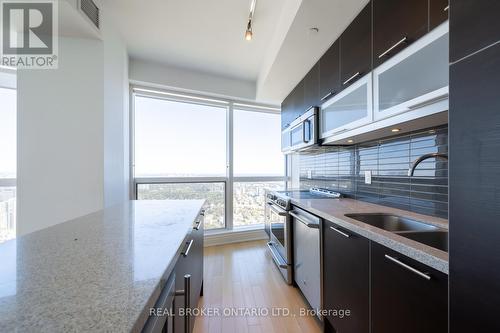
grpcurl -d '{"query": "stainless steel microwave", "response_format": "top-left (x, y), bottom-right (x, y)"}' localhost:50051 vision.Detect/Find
top-left (281, 107), bottom-right (318, 153)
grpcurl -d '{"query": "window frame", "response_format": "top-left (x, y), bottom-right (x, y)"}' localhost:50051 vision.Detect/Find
top-left (130, 85), bottom-right (287, 232)
top-left (0, 68), bottom-right (17, 243)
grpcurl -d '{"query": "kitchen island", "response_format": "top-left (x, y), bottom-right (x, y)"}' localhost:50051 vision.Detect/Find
top-left (0, 200), bottom-right (205, 333)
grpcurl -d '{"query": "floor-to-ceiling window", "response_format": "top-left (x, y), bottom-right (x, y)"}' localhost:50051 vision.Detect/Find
top-left (0, 70), bottom-right (17, 243)
top-left (233, 108), bottom-right (284, 228)
top-left (132, 87), bottom-right (285, 231)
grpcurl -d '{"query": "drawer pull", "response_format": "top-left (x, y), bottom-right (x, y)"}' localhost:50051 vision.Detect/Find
top-left (407, 94), bottom-right (448, 110)
top-left (321, 91), bottom-right (334, 101)
top-left (329, 226), bottom-right (350, 238)
top-left (194, 219), bottom-right (203, 230)
top-left (182, 239), bottom-right (194, 257)
top-left (378, 36), bottom-right (408, 59)
top-left (342, 72), bottom-right (360, 86)
top-left (175, 274), bottom-right (191, 333)
top-left (384, 254), bottom-right (431, 280)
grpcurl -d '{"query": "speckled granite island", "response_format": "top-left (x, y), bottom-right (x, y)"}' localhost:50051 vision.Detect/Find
top-left (0, 200), bottom-right (205, 333)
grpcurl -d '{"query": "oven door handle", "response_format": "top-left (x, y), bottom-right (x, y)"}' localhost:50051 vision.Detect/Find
top-left (267, 202), bottom-right (288, 216)
top-left (267, 242), bottom-right (289, 269)
top-left (290, 211), bottom-right (320, 229)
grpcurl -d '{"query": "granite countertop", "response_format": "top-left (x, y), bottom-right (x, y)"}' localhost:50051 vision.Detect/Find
top-left (0, 200), bottom-right (205, 333)
top-left (290, 197), bottom-right (449, 274)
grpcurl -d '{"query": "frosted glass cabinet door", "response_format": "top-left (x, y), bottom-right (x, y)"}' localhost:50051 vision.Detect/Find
top-left (320, 73), bottom-right (372, 139)
top-left (281, 129), bottom-right (291, 153)
top-left (374, 23), bottom-right (449, 121)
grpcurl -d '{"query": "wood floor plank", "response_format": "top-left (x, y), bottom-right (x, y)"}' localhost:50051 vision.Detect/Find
top-left (193, 240), bottom-right (322, 333)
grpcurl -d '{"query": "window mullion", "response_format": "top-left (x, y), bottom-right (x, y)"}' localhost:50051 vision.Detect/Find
top-left (226, 103), bottom-right (234, 230)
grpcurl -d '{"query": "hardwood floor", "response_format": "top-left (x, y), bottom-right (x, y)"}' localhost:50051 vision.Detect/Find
top-left (193, 240), bottom-right (322, 333)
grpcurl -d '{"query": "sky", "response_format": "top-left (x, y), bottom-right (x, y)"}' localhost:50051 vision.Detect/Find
top-left (134, 96), bottom-right (284, 177)
top-left (0, 88), bottom-right (16, 178)
top-left (0, 92), bottom-right (284, 179)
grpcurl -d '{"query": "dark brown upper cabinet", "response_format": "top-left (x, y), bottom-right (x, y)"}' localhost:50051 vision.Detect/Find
top-left (319, 40), bottom-right (341, 103)
top-left (340, 3), bottom-right (372, 87)
top-left (450, 0), bottom-right (500, 63)
top-left (281, 92), bottom-right (293, 129)
top-left (373, 0), bottom-right (429, 67)
top-left (291, 79), bottom-right (305, 120)
top-left (430, 0), bottom-right (449, 30)
top-left (303, 62), bottom-right (320, 110)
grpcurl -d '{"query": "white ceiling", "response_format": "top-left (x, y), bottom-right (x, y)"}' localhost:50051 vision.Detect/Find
top-left (105, 0), bottom-right (287, 82)
top-left (105, 0), bottom-right (369, 104)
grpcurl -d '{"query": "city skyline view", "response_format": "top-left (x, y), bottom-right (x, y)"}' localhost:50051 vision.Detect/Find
top-left (133, 95), bottom-right (284, 230)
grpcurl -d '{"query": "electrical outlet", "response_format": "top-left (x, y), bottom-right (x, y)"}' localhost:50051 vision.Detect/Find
top-left (307, 170), bottom-right (313, 179)
top-left (364, 171), bottom-right (372, 185)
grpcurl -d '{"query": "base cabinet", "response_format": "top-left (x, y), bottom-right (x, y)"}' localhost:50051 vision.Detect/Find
top-left (371, 242), bottom-right (448, 333)
top-left (142, 209), bottom-right (205, 333)
top-left (323, 220), bottom-right (369, 333)
top-left (174, 210), bottom-right (205, 333)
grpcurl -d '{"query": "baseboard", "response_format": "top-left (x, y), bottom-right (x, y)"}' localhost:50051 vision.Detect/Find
top-left (204, 228), bottom-right (268, 247)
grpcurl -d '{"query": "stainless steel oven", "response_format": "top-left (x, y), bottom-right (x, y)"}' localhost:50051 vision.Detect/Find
top-left (265, 192), bottom-right (293, 284)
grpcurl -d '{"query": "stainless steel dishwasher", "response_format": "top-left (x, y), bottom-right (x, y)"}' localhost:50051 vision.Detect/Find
top-left (291, 206), bottom-right (321, 314)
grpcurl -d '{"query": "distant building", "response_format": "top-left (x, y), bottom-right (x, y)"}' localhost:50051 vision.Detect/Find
top-left (0, 188), bottom-right (16, 243)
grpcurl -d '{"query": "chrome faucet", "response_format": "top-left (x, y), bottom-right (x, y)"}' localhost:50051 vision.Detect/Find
top-left (408, 153), bottom-right (448, 177)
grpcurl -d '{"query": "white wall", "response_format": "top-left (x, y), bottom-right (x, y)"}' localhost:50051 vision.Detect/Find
top-left (17, 36), bottom-right (105, 235)
top-left (129, 58), bottom-right (256, 101)
top-left (17, 12), bottom-right (130, 235)
top-left (103, 20), bottom-right (130, 207)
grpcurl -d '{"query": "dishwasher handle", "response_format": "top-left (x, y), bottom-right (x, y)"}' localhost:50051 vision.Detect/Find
top-left (290, 211), bottom-right (320, 229)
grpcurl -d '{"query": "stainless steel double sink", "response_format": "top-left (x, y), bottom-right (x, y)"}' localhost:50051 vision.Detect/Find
top-left (345, 213), bottom-right (448, 252)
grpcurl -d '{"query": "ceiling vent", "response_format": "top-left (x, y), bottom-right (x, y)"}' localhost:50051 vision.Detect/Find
top-left (79, 0), bottom-right (100, 30)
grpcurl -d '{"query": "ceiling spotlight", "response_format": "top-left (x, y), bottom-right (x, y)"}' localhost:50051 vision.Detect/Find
top-left (347, 139), bottom-right (354, 143)
top-left (245, 21), bottom-right (253, 41)
top-left (245, 0), bottom-right (257, 41)
top-left (391, 128), bottom-right (401, 133)
top-left (309, 27), bottom-right (319, 34)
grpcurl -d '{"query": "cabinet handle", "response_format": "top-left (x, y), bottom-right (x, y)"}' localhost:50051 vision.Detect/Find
top-left (182, 239), bottom-right (194, 257)
top-left (175, 274), bottom-right (192, 333)
top-left (336, 128), bottom-right (350, 134)
top-left (193, 219), bottom-right (203, 230)
top-left (342, 72), bottom-right (360, 85)
top-left (443, 5), bottom-right (449, 11)
top-left (320, 91), bottom-right (334, 101)
top-left (384, 254), bottom-right (431, 280)
top-left (184, 274), bottom-right (191, 332)
top-left (378, 36), bottom-right (408, 59)
top-left (329, 226), bottom-right (350, 238)
top-left (407, 94), bottom-right (448, 110)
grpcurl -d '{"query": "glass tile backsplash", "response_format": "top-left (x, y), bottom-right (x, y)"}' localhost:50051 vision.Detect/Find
top-left (298, 126), bottom-right (448, 218)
